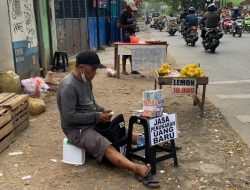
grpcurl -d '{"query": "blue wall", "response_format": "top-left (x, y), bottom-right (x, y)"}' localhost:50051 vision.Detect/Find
top-left (87, 0), bottom-right (122, 49)
top-left (88, 17), bottom-right (98, 49)
top-left (99, 17), bottom-right (107, 46)
top-left (12, 40), bottom-right (40, 79)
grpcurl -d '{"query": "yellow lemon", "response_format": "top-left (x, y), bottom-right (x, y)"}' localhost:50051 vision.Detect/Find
top-left (158, 68), bottom-right (165, 73)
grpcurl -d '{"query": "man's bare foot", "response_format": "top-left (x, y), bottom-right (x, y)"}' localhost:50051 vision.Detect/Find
top-left (134, 163), bottom-right (151, 177)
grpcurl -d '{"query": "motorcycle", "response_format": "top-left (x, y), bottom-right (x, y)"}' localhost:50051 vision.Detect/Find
top-left (222, 17), bottom-right (232, 34)
top-left (168, 26), bottom-right (177, 36)
top-left (232, 18), bottom-right (243, 37)
top-left (150, 17), bottom-right (158, 28)
top-left (157, 19), bottom-right (165, 32)
top-left (243, 17), bottom-right (250, 32)
top-left (202, 27), bottom-right (220, 53)
top-left (167, 18), bottom-right (178, 36)
top-left (184, 25), bottom-right (199, 46)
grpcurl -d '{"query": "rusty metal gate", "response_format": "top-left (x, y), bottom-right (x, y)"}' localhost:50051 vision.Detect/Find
top-left (54, 0), bottom-right (88, 55)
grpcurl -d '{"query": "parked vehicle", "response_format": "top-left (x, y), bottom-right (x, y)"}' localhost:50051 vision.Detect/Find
top-left (243, 17), bottom-right (250, 32)
top-left (184, 26), bottom-right (199, 46)
top-left (202, 27), bottom-right (220, 53)
top-left (232, 18), bottom-right (243, 37)
top-left (222, 17), bottom-right (232, 34)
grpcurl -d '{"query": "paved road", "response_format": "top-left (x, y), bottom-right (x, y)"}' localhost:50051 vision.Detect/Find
top-left (149, 27), bottom-right (250, 147)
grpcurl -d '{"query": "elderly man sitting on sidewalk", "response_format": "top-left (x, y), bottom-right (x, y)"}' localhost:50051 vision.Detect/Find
top-left (57, 51), bottom-right (161, 188)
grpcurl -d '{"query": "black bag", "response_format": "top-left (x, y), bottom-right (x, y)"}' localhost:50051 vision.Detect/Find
top-left (95, 114), bottom-right (128, 166)
top-left (94, 114), bottom-right (127, 149)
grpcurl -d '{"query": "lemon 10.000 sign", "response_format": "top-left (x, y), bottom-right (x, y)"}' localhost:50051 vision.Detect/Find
top-left (148, 113), bottom-right (177, 146)
top-left (171, 78), bottom-right (196, 95)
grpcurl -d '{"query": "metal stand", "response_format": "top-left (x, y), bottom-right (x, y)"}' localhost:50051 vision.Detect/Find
top-left (126, 116), bottom-right (178, 175)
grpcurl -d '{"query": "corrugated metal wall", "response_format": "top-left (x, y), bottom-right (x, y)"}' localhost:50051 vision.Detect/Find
top-left (54, 0), bottom-right (122, 51)
top-left (87, 0), bottom-right (121, 49)
top-left (87, 1), bottom-right (99, 49)
top-left (110, 0), bottom-right (121, 43)
top-left (54, 0), bottom-right (88, 55)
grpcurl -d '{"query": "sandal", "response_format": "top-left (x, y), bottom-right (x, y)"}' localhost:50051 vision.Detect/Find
top-left (135, 173), bottom-right (160, 188)
top-left (131, 70), bottom-right (141, 74)
top-left (122, 71), bottom-right (129, 75)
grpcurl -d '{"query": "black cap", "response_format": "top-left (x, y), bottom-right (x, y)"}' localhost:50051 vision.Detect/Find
top-left (76, 51), bottom-right (106, 69)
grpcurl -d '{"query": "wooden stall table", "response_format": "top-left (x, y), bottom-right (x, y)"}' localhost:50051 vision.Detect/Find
top-left (154, 71), bottom-right (209, 117)
top-left (114, 41), bottom-right (168, 79)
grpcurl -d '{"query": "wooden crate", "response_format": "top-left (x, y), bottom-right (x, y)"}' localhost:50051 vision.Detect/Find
top-left (0, 93), bottom-right (30, 153)
top-left (0, 108), bottom-right (12, 129)
top-left (0, 93), bottom-right (16, 104)
top-left (0, 108), bottom-right (15, 153)
top-left (0, 132), bottom-right (15, 153)
top-left (0, 94), bottom-right (29, 129)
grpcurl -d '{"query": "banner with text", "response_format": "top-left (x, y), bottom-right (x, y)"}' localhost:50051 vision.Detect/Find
top-left (148, 113), bottom-right (177, 146)
top-left (171, 78), bottom-right (196, 95)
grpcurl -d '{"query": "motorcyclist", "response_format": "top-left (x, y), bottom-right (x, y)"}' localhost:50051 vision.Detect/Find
top-left (231, 7), bottom-right (243, 32)
top-left (200, 4), bottom-right (220, 40)
top-left (185, 7), bottom-right (198, 28)
top-left (166, 13), bottom-right (178, 32)
top-left (231, 7), bottom-right (242, 21)
top-left (243, 9), bottom-right (250, 17)
top-left (183, 7), bottom-right (198, 37)
top-left (178, 9), bottom-right (188, 34)
top-left (180, 9), bottom-right (188, 20)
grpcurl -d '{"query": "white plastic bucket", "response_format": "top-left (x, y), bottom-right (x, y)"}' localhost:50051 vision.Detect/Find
top-left (62, 138), bottom-right (85, 165)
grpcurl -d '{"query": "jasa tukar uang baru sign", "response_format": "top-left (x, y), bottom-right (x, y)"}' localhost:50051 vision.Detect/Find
top-left (148, 113), bottom-right (177, 146)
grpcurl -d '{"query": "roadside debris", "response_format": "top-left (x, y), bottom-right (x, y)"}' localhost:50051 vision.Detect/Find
top-left (8, 151), bottom-right (23, 156)
top-left (22, 175), bottom-right (32, 180)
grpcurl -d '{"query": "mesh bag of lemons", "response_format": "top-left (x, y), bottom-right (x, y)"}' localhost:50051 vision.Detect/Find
top-left (178, 64), bottom-right (205, 77)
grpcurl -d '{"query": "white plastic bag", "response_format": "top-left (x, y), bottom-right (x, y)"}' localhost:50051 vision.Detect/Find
top-left (21, 77), bottom-right (49, 98)
top-left (106, 68), bottom-right (117, 77)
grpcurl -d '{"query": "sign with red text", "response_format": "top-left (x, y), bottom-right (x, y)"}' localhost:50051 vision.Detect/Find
top-left (171, 78), bottom-right (196, 95)
top-left (148, 113), bottom-right (177, 146)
